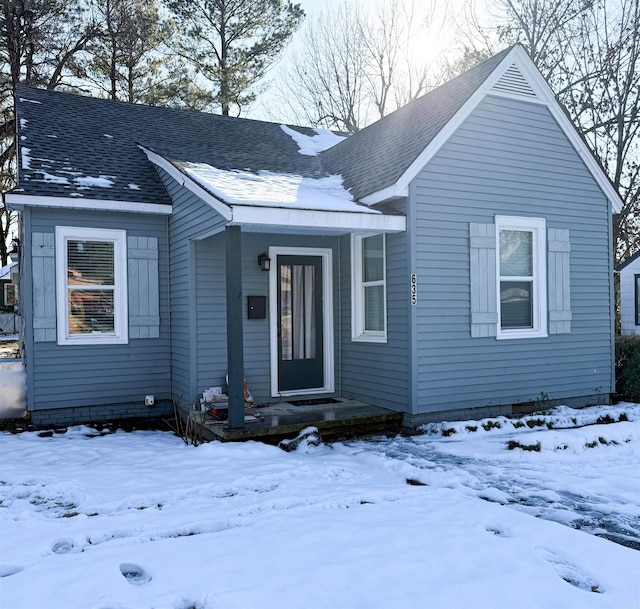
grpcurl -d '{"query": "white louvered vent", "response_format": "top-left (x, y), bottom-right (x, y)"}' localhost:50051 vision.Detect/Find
top-left (491, 64), bottom-right (537, 98)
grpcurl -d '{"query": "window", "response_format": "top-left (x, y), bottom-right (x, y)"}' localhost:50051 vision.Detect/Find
top-left (352, 233), bottom-right (387, 342)
top-left (55, 227), bottom-right (128, 345)
top-left (4, 283), bottom-right (17, 306)
top-left (496, 216), bottom-right (547, 339)
top-left (635, 274), bottom-right (640, 326)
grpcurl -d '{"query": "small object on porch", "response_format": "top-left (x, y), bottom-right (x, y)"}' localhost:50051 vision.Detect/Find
top-left (278, 426), bottom-right (322, 452)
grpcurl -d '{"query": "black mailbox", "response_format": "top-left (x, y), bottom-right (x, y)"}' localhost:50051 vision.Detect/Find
top-left (247, 295), bottom-right (267, 319)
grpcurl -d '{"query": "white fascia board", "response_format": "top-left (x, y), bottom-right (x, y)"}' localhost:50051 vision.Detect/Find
top-left (139, 146), bottom-right (232, 221)
top-left (363, 45), bottom-right (622, 214)
top-left (230, 205), bottom-right (406, 233)
top-left (4, 193), bottom-right (172, 214)
top-left (360, 183), bottom-right (408, 206)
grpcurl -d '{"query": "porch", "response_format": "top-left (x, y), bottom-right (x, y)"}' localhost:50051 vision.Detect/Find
top-left (178, 397), bottom-right (404, 444)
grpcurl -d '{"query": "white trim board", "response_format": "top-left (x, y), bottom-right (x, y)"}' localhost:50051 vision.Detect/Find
top-left (361, 45), bottom-right (622, 214)
top-left (268, 246), bottom-right (335, 398)
top-left (139, 146), bottom-right (232, 220)
top-left (5, 193), bottom-right (172, 215)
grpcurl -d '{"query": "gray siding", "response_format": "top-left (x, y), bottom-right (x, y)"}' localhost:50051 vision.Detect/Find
top-left (410, 95), bottom-right (613, 413)
top-left (160, 168), bottom-right (228, 405)
top-left (195, 232), bottom-right (339, 405)
top-left (339, 212), bottom-right (410, 412)
top-left (28, 208), bottom-right (170, 413)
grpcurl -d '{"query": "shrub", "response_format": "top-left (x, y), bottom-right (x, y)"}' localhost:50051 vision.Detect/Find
top-left (615, 336), bottom-right (640, 401)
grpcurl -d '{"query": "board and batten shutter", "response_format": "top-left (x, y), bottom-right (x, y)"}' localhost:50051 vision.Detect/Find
top-left (470, 223), bottom-right (498, 337)
top-left (32, 232), bottom-right (56, 342)
top-left (547, 228), bottom-right (571, 334)
top-left (128, 236), bottom-right (159, 339)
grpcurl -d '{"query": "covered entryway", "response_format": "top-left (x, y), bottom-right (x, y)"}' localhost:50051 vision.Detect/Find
top-left (269, 247), bottom-right (334, 397)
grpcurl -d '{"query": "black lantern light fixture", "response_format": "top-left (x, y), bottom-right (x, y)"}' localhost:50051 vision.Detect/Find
top-left (258, 251), bottom-right (271, 272)
top-left (8, 237), bottom-right (20, 259)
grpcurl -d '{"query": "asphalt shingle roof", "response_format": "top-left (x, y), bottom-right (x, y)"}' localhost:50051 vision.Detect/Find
top-left (14, 85), bottom-right (325, 206)
top-left (321, 47), bottom-right (513, 200)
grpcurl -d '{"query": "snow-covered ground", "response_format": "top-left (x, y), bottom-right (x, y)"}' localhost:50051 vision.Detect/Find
top-left (1, 404), bottom-right (639, 609)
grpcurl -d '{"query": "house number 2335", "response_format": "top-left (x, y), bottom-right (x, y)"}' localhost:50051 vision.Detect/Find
top-left (411, 274), bottom-right (417, 305)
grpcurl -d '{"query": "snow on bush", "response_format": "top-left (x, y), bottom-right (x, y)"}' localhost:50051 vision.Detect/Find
top-left (0, 361), bottom-right (26, 418)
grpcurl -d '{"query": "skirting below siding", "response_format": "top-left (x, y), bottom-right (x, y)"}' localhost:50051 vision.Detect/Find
top-left (403, 394), bottom-right (611, 427)
top-left (29, 400), bottom-right (174, 427)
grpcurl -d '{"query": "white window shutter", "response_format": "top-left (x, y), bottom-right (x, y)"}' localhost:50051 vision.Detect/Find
top-left (470, 223), bottom-right (498, 337)
top-left (32, 232), bottom-right (56, 342)
top-left (128, 236), bottom-right (160, 339)
top-left (548, 228), bottom-right (571, 334)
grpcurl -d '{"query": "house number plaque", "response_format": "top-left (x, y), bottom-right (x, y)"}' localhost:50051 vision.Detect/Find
top-left (411, 273), bottom-right (417, 305)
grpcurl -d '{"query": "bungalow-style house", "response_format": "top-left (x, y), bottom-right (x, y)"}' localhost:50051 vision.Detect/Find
top-left (617, 251), bottom-right (640, 335)
top-left (5, 45), bottom-right (622, 428)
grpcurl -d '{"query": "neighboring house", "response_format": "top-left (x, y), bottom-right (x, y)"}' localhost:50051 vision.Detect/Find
top-left (5, 45), bottom-right (622, 428)
top-left (0, 261), bottom-right (18, 309)
top-left (617, 251), bottom-right (640, 335)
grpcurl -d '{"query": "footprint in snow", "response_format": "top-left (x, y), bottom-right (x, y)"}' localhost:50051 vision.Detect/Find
top-left (535, 547), bottom-right (601, 593)
top-left (51, 540), bottom-right (75, 554)
top-left (119, 563), bottom-right (152, 585)
top-left (0, 564), bottom-right (24, 577)
top-left (485, 526), bottom-right (508, 537)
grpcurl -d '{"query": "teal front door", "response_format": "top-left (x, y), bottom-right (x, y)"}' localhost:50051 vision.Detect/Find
top-left (277, 255), bottom-right (324, 392)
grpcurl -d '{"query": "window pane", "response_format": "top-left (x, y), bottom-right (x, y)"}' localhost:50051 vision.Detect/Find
top-left (280, 264), bottom-right (292, 360)
top-left (68, 289), bottom-right (114, 334)
top-left (363, 234), bottom-right (384, 282)
top-left (67, 240), bottom-right (114, 285)
top-left (364, 285), bottom-right (384, 331)
top-left (500, 281), bottom-right (533, 329)
top-left (500, 230), bottom-right (532, 277)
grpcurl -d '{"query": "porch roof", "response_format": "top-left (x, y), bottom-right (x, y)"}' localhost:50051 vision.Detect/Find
top-left (144, 147), bottom-right (406, 235)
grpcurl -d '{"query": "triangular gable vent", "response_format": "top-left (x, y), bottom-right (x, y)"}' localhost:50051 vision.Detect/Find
top-left (491, 64), bottom-right (537, 98)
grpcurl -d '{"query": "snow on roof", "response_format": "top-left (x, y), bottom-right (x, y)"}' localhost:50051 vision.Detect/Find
top-left (280, 125), bottom-right (346, 156)
top-left (0, 261), bottom-right (17, 281)
top-left (182, 162), bottom-right (378, 214)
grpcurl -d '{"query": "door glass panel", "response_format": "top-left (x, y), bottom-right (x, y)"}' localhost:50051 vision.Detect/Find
top-left (304, 265), bottom-right (316, 358)
top-left (500, 230), bottom-right (532, 276)
top-left (500, 280), bottom-right (533, 329)
top-left (293, 265), bottom-right (304, 359)
top-left (280, 264), bottom-right (292, 360)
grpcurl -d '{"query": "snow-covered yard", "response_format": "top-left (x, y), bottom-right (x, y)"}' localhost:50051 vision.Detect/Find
top-left (1, 404), bottom-right (639, 609)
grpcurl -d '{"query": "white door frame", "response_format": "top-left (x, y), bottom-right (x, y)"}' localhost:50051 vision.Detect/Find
top-left (269, 246), bottom-right (335, 397)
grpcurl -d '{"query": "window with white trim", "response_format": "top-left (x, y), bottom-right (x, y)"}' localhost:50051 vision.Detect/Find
top-left (496, 216), bottom-right (547, 339)
top-left (352, 233), bottom-right (387, 342)
top-left (55, 227), bottom-right (128, 345)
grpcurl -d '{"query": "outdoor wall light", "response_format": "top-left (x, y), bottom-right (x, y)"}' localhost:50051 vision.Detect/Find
top-left (258, 251), bottom-right (271, 272)
top-left (8, 237), bottom-right (20, 259)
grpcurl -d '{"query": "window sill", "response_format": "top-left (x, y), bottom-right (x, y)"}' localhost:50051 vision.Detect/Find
top-left (351, 334), bottom-right (388, 344)
top-left (496, 329), bottom-right (548, 340)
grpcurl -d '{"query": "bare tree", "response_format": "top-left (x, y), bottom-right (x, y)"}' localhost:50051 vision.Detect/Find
top-left (274, 0), bottom-right (444, 133)
top-left (276, 2), bottom-right (370, 133)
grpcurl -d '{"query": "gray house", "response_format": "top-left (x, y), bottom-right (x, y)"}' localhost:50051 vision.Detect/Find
top-left (6, 45), bottom-right (622, 428)
top-left (617, 251), bottom-right (640, 335)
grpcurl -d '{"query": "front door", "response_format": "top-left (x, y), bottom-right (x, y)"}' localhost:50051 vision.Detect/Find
top-left (277, 255), bottom-right (324, 392)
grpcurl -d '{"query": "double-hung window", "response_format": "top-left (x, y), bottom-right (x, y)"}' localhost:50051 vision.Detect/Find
top-left (496, 216), bottom-right (547, 339)
top-left (352, 233), bottom-right (387, 342)
top-left (55, 226), bottom-right (128, 345)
